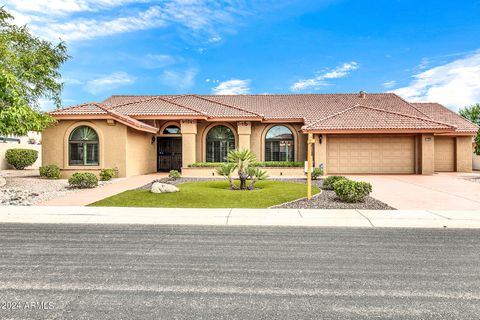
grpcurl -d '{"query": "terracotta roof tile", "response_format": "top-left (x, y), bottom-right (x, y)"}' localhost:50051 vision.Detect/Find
top-left (109, 96), bottom-right (205, 116)
top-left (412, 103), bottom-right (479, 133)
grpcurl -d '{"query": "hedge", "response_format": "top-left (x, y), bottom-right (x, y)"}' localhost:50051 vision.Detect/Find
top-left (68, 172), bottom-right (98, 188)
top-left (333, 179), bottom-right (372, 203)
top-left (188, 161), bottom-right (304, 168)
top-left (39, 165), bottom-right (61, 179)
top-left (5, 148), bottom-right (38, 170)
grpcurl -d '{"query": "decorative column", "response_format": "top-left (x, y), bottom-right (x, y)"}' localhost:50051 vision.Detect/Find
top-left (237, 121), bottom-right (251, 150)
top-left (180, 120), bottom-right (197, 168)
top-left (421, 134), bottom-right (434, 174)
top-left (314, 134), bottom-right (327, 173)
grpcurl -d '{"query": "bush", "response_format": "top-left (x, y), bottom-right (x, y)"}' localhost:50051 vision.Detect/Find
top-left (188, 161), bottom-right (304, 168)
top-left (5, 148), bottom-right (38, 169)
top-left (39, 165), bottom-right (60, 179)
top-left (99, 168), bottom-right (114, 181)
top-left (68, 172), bottom-right (98, 188)
top-left (322, 176), bottom-right (348, 190)
top-left (169, 169), bottom-right (181, 179)
top-left (307, 167), bottom-right (324, 180)
top-left (333, 179), bottom-right (372, 203)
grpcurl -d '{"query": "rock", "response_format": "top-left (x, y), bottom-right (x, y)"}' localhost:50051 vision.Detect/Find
top-left (150, 182), bottom-right (179, 194)
top-left (0, 177), bottom-right (6, 187)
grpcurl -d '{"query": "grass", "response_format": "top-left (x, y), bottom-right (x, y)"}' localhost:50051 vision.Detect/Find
top-left (89, 180), bottom-right (320, 208)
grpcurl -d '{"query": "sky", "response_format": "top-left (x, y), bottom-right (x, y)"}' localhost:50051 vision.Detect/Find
top-left (3, 0), bottom-right (480, 111)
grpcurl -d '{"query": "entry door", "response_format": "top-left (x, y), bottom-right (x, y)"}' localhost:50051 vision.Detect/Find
top-left (157, 138), bottom-right (182, 171)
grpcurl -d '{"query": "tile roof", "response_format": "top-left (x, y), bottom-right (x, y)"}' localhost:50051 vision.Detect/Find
top-left (50, 93), bottom-right (475, 134)
top-left (50, 103), bottom-right (158, 133)
top-left (302, 105), bottom-right (456, 131)
top-left (412, 103), bottom-right (479, 133)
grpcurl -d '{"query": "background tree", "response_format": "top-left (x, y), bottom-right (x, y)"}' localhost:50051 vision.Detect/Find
top-left (458, 103), bottom-right (480, 155)
top-left (0, 7), bottom-right (69, 136)
top-left (459, 103), bottom-right (480, 125)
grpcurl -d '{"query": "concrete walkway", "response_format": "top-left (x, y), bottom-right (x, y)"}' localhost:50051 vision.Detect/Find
top-left (36, 173), bottom-right (167, 206)
top-left (1, 206), bottom-right (479, 228)
top-left (348, 173), bottom-right (480, 210)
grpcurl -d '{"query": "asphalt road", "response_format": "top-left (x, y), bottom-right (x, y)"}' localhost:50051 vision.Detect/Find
top-left (0, 224), bottom-right (479, 320)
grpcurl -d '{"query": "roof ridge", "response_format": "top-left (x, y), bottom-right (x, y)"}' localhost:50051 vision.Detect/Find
top-left (413, 102), bottom-right (480, 129)
top-left (50, 102), bottom-right (100, 113)
top-left (190, 94), bottom-right (264, 117)
top-left (389, 93), bottom-right (433, 119)
top-left (153, 95), bottom-right (209, 117)
top-left (108, 96), bottom-right (163, 109)
top-left (94, 103), bottom-right (158, 132)
top-left (356, 105), bottom-right (457, 128)
top-left (303, 105), bottom-right (358, 129)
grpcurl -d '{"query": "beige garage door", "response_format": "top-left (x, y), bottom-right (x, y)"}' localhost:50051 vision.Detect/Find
top-left (327, 135), bottom-right (415, 174)
top-left (434, 137), bottom-right (455, 172)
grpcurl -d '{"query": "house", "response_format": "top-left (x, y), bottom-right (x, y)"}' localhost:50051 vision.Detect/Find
top-left (42, 92), bottom-right (478, 178)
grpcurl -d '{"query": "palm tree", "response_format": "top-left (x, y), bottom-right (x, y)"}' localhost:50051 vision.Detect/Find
top-left (216, 149), bottom-right (268, 190)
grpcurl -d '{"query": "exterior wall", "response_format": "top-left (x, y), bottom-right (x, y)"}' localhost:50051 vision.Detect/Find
top-left (313, 134), bottom-right (327, 173)
top-left (456, 136), bottom-right (473, 172)
top-left (42, 119), bottom-right (128, 178)
top-left (420, 134), bottom-right (435, 174)
top-left (181, 120), bottom-right (197, 168)
top-left (126, 127), bottom-right (156, 176)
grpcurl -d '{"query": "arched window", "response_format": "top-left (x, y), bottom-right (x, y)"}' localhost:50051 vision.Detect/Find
top-left (206, 125), bottom-right (235, 162)
top-left (163, 125), bottom-right (180, 134)
top-left (69, 126), bottom-right (99, 166)
top-left (265, 125), bottom-right (294, 162)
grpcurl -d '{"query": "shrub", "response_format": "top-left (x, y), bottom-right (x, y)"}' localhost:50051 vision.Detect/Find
top-left (322, 176), bottom-right (348, 190)
top-left (99, 168), bottom-right (115, 181)
top-left (5, 148), bottom-right (38, 169)
top-left (307, 167), bottom-right (324, 180)
top-left (475, 129), bottom-right (480, 155)
top-left (68, 172), bottom-right (98, 188)
top-left (169, 169), bottom-right (181, 179)
top-left (333, 179), bottom-right (372, 203)
top-left (39, 165), bottom-right (60, 179)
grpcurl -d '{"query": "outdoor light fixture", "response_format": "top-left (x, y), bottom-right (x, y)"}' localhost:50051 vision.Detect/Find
top-left (151, 136), bottom-right (156, 144)
top-left (319, 135), bottom-right (323, 144)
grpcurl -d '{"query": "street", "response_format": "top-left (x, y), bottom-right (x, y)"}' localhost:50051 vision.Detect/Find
top-left (0, 224), bottom-right (479, 319)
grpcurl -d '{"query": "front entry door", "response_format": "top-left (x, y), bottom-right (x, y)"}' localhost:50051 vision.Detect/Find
top-left (157, 137), bottom-right (182, 171)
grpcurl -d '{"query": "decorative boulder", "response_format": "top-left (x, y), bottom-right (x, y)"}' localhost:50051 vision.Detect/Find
top-left (150, 182), bottom-right (179, 194)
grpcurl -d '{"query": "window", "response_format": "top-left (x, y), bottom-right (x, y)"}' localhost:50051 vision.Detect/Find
top-left (265, 125), bottom-right (294, 162)
top-left (206, 125), bottom-right (235, 162)
top-left (163, 125), bottom-right (180, 134)
top-left (69, 126), bottom-right (99, 166)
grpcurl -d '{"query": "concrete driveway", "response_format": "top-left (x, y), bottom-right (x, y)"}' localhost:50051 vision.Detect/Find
top-left (348, 173), bottom-right (480, 210)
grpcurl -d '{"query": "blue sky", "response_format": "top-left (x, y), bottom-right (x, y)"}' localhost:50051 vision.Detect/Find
top-left (5, 0), bottom-right (480, 111)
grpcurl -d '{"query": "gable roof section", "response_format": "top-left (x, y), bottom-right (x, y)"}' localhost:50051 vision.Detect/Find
top-left (412, 102), bottom-right (479, 133)
top-left (108, 96), bottom-right (206, 117)
top-left (50, 103), bottom-right (158, 133)
top-left (301, 105), bottom-right (456, 133)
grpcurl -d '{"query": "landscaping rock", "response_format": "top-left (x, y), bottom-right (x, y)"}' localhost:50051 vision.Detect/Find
top-left (0, 177), bottom-right (5, 187)
top-left (151, 182), bottom-right (179, 193)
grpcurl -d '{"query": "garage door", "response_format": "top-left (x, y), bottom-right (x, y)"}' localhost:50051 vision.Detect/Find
top-left (327, 135), bottom-right (415, 174)
top-left (434, 137), bottom-right (455, 172)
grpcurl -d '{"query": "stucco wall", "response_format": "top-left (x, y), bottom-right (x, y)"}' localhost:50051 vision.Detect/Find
top-left (42, 119), bottom-right (128, 178)
top-left (456, 136), bottom-right (473, 172)
top-left (126, 127), bottom-right (156, 176)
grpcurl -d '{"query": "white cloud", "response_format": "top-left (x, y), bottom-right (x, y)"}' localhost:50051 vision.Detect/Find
top-left (159, 69), bottom-right (197, 89)
top-left (212, 79), bottom-right (251, 95)
top-left (4, 0), bottom-right (250, 43)
top-left (143, 54), bottom-right (176, 69)
top-left (291, 61), bottom-right (359, 91)
top-left (85, 72), bottom-right (135, 94)
top-left (393, 51), bottom-right (480, 111)
top-left (383, 80), bottom-right (396, 88)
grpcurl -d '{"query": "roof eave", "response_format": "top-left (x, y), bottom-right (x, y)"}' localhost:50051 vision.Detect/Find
top-left (301, 128), bottom-right (456, 134)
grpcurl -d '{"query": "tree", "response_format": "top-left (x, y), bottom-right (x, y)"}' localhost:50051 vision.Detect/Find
top-left (216, 149), bottom-right (268, 190)
top-left (0, 7), bottom-right (69, 136)
top-left (459, 103), bottom-right (480, 126)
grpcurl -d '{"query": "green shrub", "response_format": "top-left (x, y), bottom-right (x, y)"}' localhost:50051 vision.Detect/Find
top-left (39, 165), bottom-right (60, 179)
top-left (99, 168), bottom-right (114, 181)
top-left (188, 161), bottom-right (304, 168)
top-left (68, 172), bottom-right (98, 188)
top-left (333, 179), bottom-right (372, 203)
top-left (307, 167), bottom-right (324, 180)
top-left (475, 129), bottom-right (480, 155)
top-left (169, 169), bottom-right (181, 179)
top-left (322, 176), bottom-right (348, 190)
top-left (5, 148), bottom-right (38, 170)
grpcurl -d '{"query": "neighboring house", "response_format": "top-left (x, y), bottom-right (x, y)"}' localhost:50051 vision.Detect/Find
top-left (42, 92), bottom-right (478, 178)
top-left (0, 132), bottom-right (42, 170)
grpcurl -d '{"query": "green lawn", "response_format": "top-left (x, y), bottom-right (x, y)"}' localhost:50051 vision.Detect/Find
top-left (89, 180), bottom-right (319, 208)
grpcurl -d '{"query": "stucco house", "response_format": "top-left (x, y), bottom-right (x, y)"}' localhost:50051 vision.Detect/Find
top-left (42, 92), bottom-right (478, 178)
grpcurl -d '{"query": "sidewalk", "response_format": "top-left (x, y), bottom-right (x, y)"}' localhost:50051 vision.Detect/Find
top-left (1, 206), bottom-right (479, 228)
top-left (36, 173), bottom-right (167, 206)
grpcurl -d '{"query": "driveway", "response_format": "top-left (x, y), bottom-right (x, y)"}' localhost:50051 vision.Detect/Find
top-left (348, 173), bottom-right (480, 210)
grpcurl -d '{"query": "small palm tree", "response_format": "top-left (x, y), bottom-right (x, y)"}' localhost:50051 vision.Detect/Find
top-left (216, 149), bottom-right (268, 190)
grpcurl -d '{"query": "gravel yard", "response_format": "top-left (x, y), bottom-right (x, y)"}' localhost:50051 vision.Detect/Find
top-left (139, 177), bottom-right (395, 210)
top-left (0, 170), bottom-right (114, 206)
